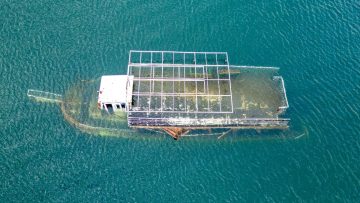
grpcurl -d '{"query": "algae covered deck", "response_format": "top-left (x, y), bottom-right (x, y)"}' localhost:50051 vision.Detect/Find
top-left (231, 68), bottom-right (286, 118)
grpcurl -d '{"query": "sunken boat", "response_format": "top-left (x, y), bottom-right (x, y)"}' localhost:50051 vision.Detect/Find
top-left (28, 50), bottom-right (289, 139)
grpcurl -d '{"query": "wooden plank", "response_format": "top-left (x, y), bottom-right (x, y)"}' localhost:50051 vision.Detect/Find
top-left (162, 127), bottom-right (189, 140)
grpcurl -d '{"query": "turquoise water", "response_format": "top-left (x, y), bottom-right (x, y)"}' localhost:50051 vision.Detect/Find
top-left (1, 0), bottom-right (359, 202)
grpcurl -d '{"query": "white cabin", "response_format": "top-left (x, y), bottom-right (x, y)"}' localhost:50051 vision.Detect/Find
top-left (97, 75), bottom-right (134, 112)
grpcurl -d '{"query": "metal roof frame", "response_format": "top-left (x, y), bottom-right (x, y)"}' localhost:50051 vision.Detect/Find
top-left (127, 50), bottom-right (234, 114)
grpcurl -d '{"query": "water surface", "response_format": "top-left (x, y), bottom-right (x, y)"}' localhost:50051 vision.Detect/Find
top-left (1, 0), bottom-right (359, 202)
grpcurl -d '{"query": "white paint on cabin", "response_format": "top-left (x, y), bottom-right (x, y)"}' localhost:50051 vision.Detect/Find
top-left (97, 75), bottom-right (134, 112)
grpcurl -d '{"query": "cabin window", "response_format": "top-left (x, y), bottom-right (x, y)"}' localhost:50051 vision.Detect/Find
top-left (105, 104), bottom-right (112, 109)
top-left (116, 104), bottom-right (121, 109)
top-left (121, 103), bottom-right (126, 109)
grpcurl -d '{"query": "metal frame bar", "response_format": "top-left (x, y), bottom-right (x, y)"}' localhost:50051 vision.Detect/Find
top-left (160, 52), bottom-right (164, 112)
top-left (183, 53), bottom-right (186, 111)
top-left (130, 50), bottom-right (227, 55)
top-left (129, 63), bottom-right (210, 67)
top-left (128, 110), bottom-right (234, 114)
top-left (132, 78), bottom-right (230, 81)
top-left (128, 116), bottom-right (290, 121)
top-left (205, 53), bottom-right (210, 112)
top-left (226, 52), bottom-right (234, 112)
top-left (148, 53), bottom-right (152, 112)
top-left (229, 65), bottom-right (280, 70)
top-left (172, 52), bottom-right (175, 112)
top-left (202, 62), bottom-right (206, 93)
top-left (136, 52), bottom-right (142, 108)
top-left (133, 93), bottom-right (232, 97)
top-left (132, 78), bottom-right (206, 82)
top-left (215, 53), bottom-right (222, 112)
top-left (194, 53), bottom-right (198, 112)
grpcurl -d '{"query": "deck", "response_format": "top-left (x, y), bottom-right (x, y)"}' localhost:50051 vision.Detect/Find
top-left (126, 51), bottom-right (289, 130)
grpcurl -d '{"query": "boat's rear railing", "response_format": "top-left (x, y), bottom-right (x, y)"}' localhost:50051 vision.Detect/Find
top-left (273, 76), bottom-right (289, 113)
top-left (228, 65), bottom-right (289, 114)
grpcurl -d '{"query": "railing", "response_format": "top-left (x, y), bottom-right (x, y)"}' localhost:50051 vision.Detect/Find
top-left (27, 89), bottom-right (62, 103)
top-left (273, 76), bottom-right (289, 112)
top-left (229, 65), bottom-right (280, 70)
top-left (128, 116), bottom-right (289, 128)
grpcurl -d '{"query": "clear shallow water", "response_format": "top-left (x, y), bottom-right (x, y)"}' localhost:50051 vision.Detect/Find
top-left (1, 0), bottom-right (359, 202)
